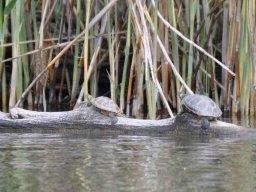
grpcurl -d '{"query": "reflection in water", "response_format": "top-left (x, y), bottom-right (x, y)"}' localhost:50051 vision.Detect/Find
top-left (222, 113), bottom-right (256, 128)
top-left (0, 133), bottom-right (255, 191)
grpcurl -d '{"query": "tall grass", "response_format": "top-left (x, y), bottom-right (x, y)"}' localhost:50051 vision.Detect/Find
top-left (0, 0), bottom-right (255, 118)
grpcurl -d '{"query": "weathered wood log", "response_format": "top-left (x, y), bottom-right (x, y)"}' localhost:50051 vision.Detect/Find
top-left (0, 103), bottom-right (255, 138)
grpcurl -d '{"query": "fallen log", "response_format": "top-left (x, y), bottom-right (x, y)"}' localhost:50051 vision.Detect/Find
top-left (0, 103), bottom-right (255, 138)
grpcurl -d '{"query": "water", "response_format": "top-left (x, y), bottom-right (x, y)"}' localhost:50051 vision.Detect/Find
top-left (0, 131), bottom-right (255, 192)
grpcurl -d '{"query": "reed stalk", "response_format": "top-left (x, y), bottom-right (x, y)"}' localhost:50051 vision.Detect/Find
top-left (126, 37), bottom-right (138, 116)
top-left (83, 0), bottom-right (91, 99)
top-left (0, 0), bottom-right (3, 76)
top-left (221, 1), bottom-right (228, 98)
top-left (0, 0), bottom-right (6, 109)
top-left (89, 1), bottom-right (99, 98)
top-left (20, 3), bottom-right (29, 89)
top-left (239, 0), bottom-right (250, 115)
top-left (87, 15), bottom-right (108, 79)
top-left (187, 0), bottom-right (196, 88)
top-left (148, 0), bottom-right (158, 119)
top-left (120, 2), bottom-right (131, 112)
top-left (136, 59), bottom-right (144, 119)
top-left (9, 0), bottom-right (23, 108)
top-left (167, 0), bottom-right (179, 110)
top-left (114, 2), bottom-right (120, 98)
top-left (105, 0), bottom-right (116, 102)
top-left (248, 0), bottom-right (256, 115)
top-left (160, 2), bottom-right (169, 113)
top-left (71, 0), bottom-right (81, 103)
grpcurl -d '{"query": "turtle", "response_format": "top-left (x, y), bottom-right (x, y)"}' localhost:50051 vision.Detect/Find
top-left (90, 96), bottom-right (125, 124)
top-left (180, 94), bottom-right (222, 129)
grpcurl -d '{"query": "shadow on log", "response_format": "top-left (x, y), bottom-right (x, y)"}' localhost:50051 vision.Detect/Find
top-left (0, 103), bottom-right (255, 138)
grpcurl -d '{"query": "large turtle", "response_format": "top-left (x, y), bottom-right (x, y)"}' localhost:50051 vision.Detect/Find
top-left (89, 96), bottom-right (124, 124)
top-left (180, 94), bottom-right (222, 129)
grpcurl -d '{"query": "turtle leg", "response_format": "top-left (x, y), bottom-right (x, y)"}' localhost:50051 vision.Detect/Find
top-left (201, 118), bottom-right (210, 129)
top-left (109, 113), bottom-right (118, 125)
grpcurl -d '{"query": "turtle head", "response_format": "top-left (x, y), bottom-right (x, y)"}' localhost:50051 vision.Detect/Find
top-left (179, 93), bottom-right (188, 99)
top-left (201, 118), bottom-right (210, 129)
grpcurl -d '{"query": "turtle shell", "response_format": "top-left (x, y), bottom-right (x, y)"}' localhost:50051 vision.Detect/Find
top-left (182, 94), bottom-right (222, 118)
top-left (91, 96), bottom-right (121, 114)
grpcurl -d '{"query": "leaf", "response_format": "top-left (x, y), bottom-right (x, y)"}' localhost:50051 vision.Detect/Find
top-left (4, 0), bottom-right (17, 16)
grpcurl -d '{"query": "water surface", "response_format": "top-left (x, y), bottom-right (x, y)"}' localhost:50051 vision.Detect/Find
top-left (0, 132), bottom-right (255, 192)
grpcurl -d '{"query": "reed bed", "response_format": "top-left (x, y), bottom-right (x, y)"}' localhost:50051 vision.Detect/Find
top-left (0, 0), bottom-right (255, 118)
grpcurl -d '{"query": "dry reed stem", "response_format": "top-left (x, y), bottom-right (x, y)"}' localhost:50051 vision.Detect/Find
top-left (135, 0), bottom-right (174, 117)
top-left (143, 7), bottom-right (193, 95)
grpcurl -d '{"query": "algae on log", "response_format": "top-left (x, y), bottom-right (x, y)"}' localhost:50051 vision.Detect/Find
top-left (0, 103), bottom-right (255, 138)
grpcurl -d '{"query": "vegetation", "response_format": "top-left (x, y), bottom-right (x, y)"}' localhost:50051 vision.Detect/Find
top-left (0, 0), bottom-right (255, 118)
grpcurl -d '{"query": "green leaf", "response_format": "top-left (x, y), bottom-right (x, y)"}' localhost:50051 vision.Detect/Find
top-left (4, 0), bottom-right (17, 16)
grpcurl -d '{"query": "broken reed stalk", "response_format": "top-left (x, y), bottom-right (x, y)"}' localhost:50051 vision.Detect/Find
top-left (15, 0), bottom-right (119, 107)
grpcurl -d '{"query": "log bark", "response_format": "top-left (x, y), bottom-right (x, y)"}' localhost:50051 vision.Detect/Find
top-left (0, 103), bottom-right (255, 138)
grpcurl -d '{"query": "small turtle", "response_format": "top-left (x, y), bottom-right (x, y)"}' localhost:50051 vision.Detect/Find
top-left (90, 96), bottom-right (124, 124)
top-left (180, 94), bottom-right (222, 129)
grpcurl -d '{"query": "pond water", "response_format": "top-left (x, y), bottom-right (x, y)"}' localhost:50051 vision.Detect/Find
top-left (0, 131), bottom-right (255, 192)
